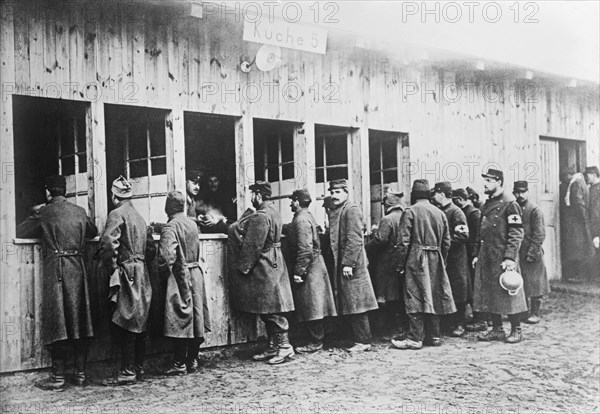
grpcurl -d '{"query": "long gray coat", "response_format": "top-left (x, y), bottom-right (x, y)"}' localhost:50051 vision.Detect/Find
top-left (327, 201), bottom-right (378, 315)
top-left (518, 200), bottom-right (550, 298)
top-left (365, 205), bottom-right (404, 303)
top-left (440, 202), bottom-right (471, 305)
top-left (396, 200), bottom-right (456, 315)
top-left (229, 202), bottom-right (294, 314)
top-left (100, 200), bottom-right (155, 333)
top-left (473, 191), bottom-right (528, 315)
top-left (285, 209), bottom-right (337, 322)
top-left (158, 212), bottom-right (210, 338)
top-left (562, 176), bottom-right (594, 262)
top-left (16, 196), bottom-right (98, 346)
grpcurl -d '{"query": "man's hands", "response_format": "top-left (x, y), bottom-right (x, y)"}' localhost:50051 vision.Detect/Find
top-left (501, 259), bottom-right (516, 272)
top-left (293, 275), bottom-right (304, 284)
top-left (472, 257), bottom-right (478, 268)
top-left (343, 266), bottom-right (353, 279)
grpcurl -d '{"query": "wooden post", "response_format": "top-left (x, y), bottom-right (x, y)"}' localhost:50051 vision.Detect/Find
top-left (87, 101), bottom-right (108, 232)
top-left (293, 122), bottom-right (317, 214)
top-left (166, 108), bottom-right (186, 193)
top-left (1, 0), bottom-right (20, 372)
top-left (234, 112), bottom-right (255, 217)
top-left (350, 125), bottom-right (371, 228)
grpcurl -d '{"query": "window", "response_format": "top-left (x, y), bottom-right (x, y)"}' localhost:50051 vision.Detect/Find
top-left (315, 125), bottom-right (349, 183)
top-left (105, 105), bottom-right (169, 223)
top-left (254, 119), bottom-right (295, 183)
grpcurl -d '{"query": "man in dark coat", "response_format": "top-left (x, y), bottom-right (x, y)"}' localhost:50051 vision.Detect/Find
top-left (228, 181), bottom-right (295, 364)
top-left (284, 188), bottom-right (337, 353)
top-left (452, 188), bottom-right (486, 332)
top-left (17, 175), bottom-right (98, 390)
top-left (473, 168), bottom-right (527, 344)
top-left (585, 166), bottom-right (600, 282)
top-left (158, 191), bottom-right (211, 375)
top-left (513, 181), bottom-right (550, 325)
top-left (186, 170), bottom-right (203, 224)
top-left (562, 170), bottom-right (593, 282)
top-left (327, 179), bottom-right (378, 352)
top-left (432, 182), bottom-right (471, 337)
top-left (365, 187), bottom-right (408, 338)
top-left (100, 176), bottom-right (156, 384)
top-left (391, 179), bottom-right (455, 350)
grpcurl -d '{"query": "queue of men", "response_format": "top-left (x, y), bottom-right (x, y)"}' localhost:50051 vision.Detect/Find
top-left (17, 164), bottom-right (600, 389)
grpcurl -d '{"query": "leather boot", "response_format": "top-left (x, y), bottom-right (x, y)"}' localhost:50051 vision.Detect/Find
top-left (252, 327), bottom-right (278, 361)
top-left (35, 358), bottom-right (66, 391)
top-left (268, 332), bottom-right (295, 365)
top-left (506, 326), bottom-right (523, 344)
top-left (73, 345), bottom-right (87, 386)
top-left (477, 327), bottom-right (506, 341)
top-left (525, 298), bottom-right (542, 324)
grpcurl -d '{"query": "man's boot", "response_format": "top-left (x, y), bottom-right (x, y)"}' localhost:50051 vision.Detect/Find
top-left (506, 319), bottom-right (523, 344)
top-left (477, 326), bottom-right (506, 341)
top-left (268, 332), bottom-right (295, 365)
top-left (73, 344), bottom-right (87, 386)
top-left (525, 297), bottom-right (542, 324)
top-left (252, 327), bottom-right (278, 361)
top-left (35, 359), bottom-right (66, 391)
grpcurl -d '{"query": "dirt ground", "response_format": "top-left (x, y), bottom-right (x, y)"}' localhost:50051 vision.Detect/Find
top-left (1, 290), bottom-right (599, 414)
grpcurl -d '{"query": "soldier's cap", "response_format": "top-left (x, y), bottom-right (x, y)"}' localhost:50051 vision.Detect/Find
top-left (513, 181), bottom-right (529, 193)
top-left (386, 186), bottom-right (404, 198)
top-left (44, 175), bottom-right (66, 190)
top-left (328, 179), bottom-right (348, 192)
top-left (165, 190), bottom-right (185, 215)
top-left (482, 168), bottom-right (504, 182)
top-left (322, 196), bottom-right (334, 210)
top-left (584, 166), bottom-right (600, 177)
top-left (452, 188), bottom-right (469, 200)
top-left (186, 170), bottom-right (202, 184)
top-left (111, 176), bottom-right (133, 198)
top-left (289, 188), bottom-right (312, 204)
top-left (433, 181), bottom-right (453, 194)
top-left (466, 186), bottom-right (480, 200)
top-left (249, 180), bottom-right (272, 197)
top-left (411, 179), bottom-right (431, 200)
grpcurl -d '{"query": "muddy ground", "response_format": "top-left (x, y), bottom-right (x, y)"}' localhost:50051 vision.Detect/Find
top-left (1, 290), bottom-right (599, 414)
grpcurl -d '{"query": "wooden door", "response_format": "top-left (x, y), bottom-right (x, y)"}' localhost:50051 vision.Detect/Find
top-left (539, 138), bottom-right (561, 280)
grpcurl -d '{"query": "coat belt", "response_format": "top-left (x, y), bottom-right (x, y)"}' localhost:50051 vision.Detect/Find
top-left (120, 253), bottom-right (145, 264)
top-left (417, 245), bottom-right (440, 269)
top-left (186, 262), bottom-right (200, 269)
top-left (48, 249), bottom-right (81, 257)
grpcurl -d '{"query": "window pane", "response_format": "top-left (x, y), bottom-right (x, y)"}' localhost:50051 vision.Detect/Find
top-left (151, 158), bottom-right (167, 176)
top-left (60, 121), bottom-right (74, 155)
top-left (62, 155), bottom-right (75, 176)
top-left (315, 136), bottom-right (324, 168)
top-left (325, 137), bottom-right (347, 166)
top-left (266, 135), bottom-right (279, 166)
top-left (327, 166), bottom-right (348, 181)
top-left (383, 169), bottom-right (397, 184)
top-left (76, 118), bottom-right (86, 154)
top-left (78, 154), bottom-right (87, 173)
top-left (266, 166), bottom-right (279, 182)
top-left (369, 138), bottom-right (381, 172)
top-left (382, 138), bottom-right (397, 170)
top-left (130, 159), bottom-right (147, 178)
top-left (149, 120), bottom-right (166, 156)
top-left (281, 135), bottom-right (294, 163)
top-left (370, 171), bottom-right (381, 185)
top-left (282, 163), bottom-right (294, 180)
top-left (316, 168), bottom-right (324, 183)
top-left (129, 127), bottom-right (147, 160)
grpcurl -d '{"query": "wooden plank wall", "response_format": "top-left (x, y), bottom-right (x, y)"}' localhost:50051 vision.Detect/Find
top-left (1, 238), bottom-right (251, 373)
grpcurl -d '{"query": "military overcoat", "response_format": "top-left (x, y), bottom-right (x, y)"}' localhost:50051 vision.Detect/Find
top-left (157, 212), bottom-right (211, 338)
top-left (518, 200), bottom-right (550, 298)
top-left (229, 202), bottom-right (295, 314)
top-left (562, 176), bottom-right (594, 262)
top-left (100, 200), bottom-right (155, 333)
top-left (16, 196), bottom-right (98, 346)
top-left (365, 205), bottom-right (404, 303)
top-left (285, 209), bottom-right (337, 322)
top-left (473, 191), bottom-right (528, 315)
top-left (440, 202), bottom-right (471, 304)
top-left (396, 201), bottom-right (456, 315)
top-left (327, 201), bottom-right (378, 315)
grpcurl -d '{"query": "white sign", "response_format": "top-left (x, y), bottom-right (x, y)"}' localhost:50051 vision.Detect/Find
top-left (243, 20), bottom-right (327, 55)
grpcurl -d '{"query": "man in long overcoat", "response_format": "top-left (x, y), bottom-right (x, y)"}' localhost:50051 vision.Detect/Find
top-left (186, 170), bottom-right (203, 224)
top-left (365, 187), bottom-right (408, 337)
top-left (17, 175), bottom-right (98, 390)
top-left (513, 181), bottom-right (549, 325)
top-left (284, 188), bottom-right (337, 353)
top-left (585, 166), bottom-right (600, 281)
top-left (562, 170), bottom-right (593, 282)
top-left (473, 168), bottom-right (527, 344)
top-left (391, 179), bottom-right (455, 350)
top-left (326, 179), bottom-right (378, 352)
top-left (157, 191), bottom-right (211, 375)
top-left (100, 176), bottom-right (155, 384)
top-left (432, 182), bottom-right (471, 337)
top-left (228, 181), bottom-right (295, 364)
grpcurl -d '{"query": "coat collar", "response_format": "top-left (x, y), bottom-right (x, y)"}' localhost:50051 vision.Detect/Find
top-left (385, 204), bottom-right (403, 214)
top-left (48, 195), bottom-right (66, 204)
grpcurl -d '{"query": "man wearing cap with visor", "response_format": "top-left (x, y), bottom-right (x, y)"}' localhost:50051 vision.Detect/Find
top-left (17, 175), bottom-right (98, 390)
top-left (284, 188), bottom-right (337, 353)
top-left (585, 166), bottom-right (600, 281)
top-left (513, 181), bottom-right (549, 325)
top-left (185, 170), bottom-right (203, 223)
top-left (100, 176), bottom-right (156, 384)
top-left (473, 168), bottom-right (527, 344)
top-left (326, 179), bottom-right (378, 352)
top-left (229, 181), bottom-right (295, 364)
top-left (365, 187), bottom-right (409, 338)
